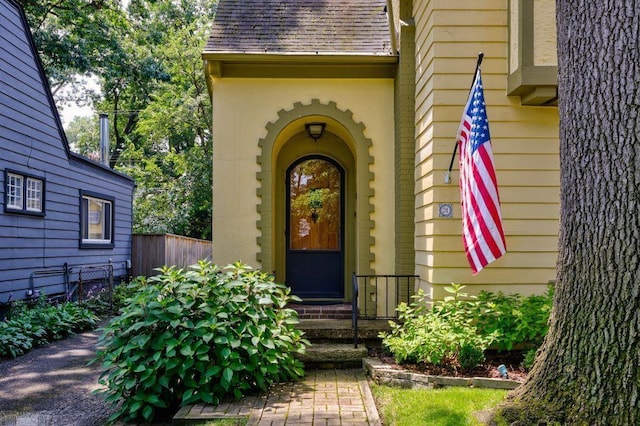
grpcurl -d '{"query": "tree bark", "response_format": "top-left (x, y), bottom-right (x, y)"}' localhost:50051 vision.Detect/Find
top-left (500, 1), bottom-right (640, 424)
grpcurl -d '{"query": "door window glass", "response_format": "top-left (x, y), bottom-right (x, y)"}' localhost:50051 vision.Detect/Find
top-left (289, 159), bottom-right (341, 250)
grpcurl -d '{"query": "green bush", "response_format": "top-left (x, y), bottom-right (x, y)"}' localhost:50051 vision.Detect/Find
top-left (94, 261), bottom-right (309, 424)
top-left (0, 297), bottom-right (99, 359)
top-left (471, 285), bottom-right (554, 351)
top-left (381, 283), bottom-right (554, 369)
top-left (380, 285), bottom-right (496, 368)
top-left (79, 298), bottom-right (112, 316)
top-left (111, 279), bottom-right (138, 310)
top-left (0, 320), bottom-right (34, 358)
top-left (522, 348), bottom-right (538, 371)
top-left (458, 344), bottom-right (486, 370)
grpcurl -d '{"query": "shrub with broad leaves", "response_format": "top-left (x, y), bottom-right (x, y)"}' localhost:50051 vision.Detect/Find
top-left (471, 286), bottom-right (554, 351)
top-left (381, 285), bottom-right (496, 368)
top-left (380, 283), bottom-right (554, 370)
top-left (0, 297), bottom-right (98, 359)
top-left (94, 261), bottom-right (309, 424)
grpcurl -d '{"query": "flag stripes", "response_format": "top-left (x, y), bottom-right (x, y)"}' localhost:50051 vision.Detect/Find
top-left (457, 68), bottom-right (506, 274)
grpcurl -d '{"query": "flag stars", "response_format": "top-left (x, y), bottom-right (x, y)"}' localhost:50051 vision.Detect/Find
top-left (455, 69), bottom-right (505, 274)
top-left (462, 73), bottom-right (492, 152)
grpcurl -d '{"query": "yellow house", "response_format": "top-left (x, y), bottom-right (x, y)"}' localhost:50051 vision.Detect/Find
top-left (202, 0), bottom-right (559, 309)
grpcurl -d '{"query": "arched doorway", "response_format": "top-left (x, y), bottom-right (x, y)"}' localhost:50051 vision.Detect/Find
top-left (286, 156), bottom-right (344, 298)
top-left (259, 100), bottom-right (376, 301)
top-left (273, 126), bottom-right (356, 302)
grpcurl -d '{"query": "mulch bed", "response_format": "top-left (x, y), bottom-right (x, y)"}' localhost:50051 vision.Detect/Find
top-left (370, 348), bottom-right (529, 382)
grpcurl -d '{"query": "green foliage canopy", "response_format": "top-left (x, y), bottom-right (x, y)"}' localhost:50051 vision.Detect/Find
top-left (21, 0), bottom-right (216, 240)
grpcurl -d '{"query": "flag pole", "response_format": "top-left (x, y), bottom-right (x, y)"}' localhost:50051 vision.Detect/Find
top-left (444, 52), bottom-right (484, 184)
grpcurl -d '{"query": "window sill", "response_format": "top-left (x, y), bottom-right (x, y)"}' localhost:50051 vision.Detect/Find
top-left (4, 207), bottom-right (45, 217)
top-left (79, 241), bottom-right (115, 249)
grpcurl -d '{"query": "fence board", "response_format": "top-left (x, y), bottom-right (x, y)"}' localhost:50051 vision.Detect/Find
top-left (132, 233), bottom-right (212, 277)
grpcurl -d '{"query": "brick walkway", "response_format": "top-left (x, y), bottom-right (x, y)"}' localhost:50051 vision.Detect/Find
top-left (175, 369), bottom-right (381, 425)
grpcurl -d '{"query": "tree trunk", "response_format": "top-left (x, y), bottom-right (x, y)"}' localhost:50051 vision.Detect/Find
top-left (500, 1), bottom-right (640, 424)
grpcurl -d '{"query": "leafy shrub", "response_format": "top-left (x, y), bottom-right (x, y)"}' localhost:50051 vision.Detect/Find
top-left (471, 285), bottom-right (554, 350)
top-left (458, 344), bottom-right (486, 370)
top-left (80, 298), bottom-right (112, 316)
top-left (380, 285), bottom-right (496, 368)
top-left (111, 279), bottom-right (138, 310)
top-left (381, 283), bottom-right (554, 370)
top-left (95, 261), bottom-right (309, 424)
top-left (0, 298), bottom-right (99, 359)
top-left (522, 348), bottom-right (538, 371)
top-left (0, 320), bottom-right (34, 358)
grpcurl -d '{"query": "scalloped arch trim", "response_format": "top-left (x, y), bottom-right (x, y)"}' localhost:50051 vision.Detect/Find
top-left (256, 99), bottom-right (375, 275)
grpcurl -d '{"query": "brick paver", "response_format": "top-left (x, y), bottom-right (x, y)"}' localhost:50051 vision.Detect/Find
top-left (250, 369), bottom-right (379, 426)
top-left (174, 369), bottom-right (380, 425)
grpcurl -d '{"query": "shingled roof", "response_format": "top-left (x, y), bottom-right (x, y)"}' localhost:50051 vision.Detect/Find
top-left (205, 0), bottom-right (393, 56)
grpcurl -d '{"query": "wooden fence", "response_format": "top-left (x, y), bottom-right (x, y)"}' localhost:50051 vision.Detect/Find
top-left (132, 233), bottom-right (212, 277)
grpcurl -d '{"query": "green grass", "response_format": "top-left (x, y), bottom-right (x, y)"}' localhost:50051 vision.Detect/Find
top-left (371, 384), bottom-right (508, 426)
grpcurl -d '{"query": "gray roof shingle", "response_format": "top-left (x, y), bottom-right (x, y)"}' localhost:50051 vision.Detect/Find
top-left (205, 0), bottom-right (393, 56)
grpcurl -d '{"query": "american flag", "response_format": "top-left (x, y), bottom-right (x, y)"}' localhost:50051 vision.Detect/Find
top-left (457, 68), bottom-right (506, 274)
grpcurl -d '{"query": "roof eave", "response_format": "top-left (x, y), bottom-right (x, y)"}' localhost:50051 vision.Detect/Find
top-left (202, 52), bottom-right (398, 79)
top-left (202, 51), bottom-right (397, 60)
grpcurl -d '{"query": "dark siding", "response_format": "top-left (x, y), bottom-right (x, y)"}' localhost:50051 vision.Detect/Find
top-left (0, 0), bottom-right (134, 303)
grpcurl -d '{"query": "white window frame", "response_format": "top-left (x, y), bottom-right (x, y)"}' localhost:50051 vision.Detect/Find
top-left (26, 177), bottom-right (43, 212)
top-left (4, 170), bottom-right (45, 215)
top-left (7, 173), bottom-right (23, 209)
top-left (80, 190), bottom-right (115, 248)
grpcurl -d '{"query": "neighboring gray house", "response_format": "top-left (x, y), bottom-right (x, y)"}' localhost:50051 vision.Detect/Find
top-left (0, 0), bottom-right (134, 306)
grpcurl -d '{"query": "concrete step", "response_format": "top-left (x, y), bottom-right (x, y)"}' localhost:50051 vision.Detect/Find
top-left (297, 319), bottom-right (393, 342)
top-left (297, 343), bottom-right (369, 369)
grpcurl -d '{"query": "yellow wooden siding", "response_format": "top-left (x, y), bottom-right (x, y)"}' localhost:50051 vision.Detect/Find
top-left (417, 235), bottom-right (559, 253)
top-left (413, 0), bottom-right (560, 298)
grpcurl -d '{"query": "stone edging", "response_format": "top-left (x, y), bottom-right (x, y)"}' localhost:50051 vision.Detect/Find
top-left (363, 358), bottom-right (522, 390)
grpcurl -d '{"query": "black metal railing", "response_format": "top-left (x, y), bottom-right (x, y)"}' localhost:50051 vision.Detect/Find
top-left (77, 263), bottom-right (114, 305)
top-left (352, 273), bottom-right (419, 348)
top-left (29, 264), bottom-right (70, 300)
top-left (26, 261), bottom-right (120, 305)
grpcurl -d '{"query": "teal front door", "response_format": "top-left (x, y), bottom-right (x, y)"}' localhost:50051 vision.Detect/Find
top-left (285, 156), bottom-right (344, 299)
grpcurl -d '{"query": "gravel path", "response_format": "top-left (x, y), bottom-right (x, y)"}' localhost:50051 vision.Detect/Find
top-left (0, 325), bottom-right (116, 426)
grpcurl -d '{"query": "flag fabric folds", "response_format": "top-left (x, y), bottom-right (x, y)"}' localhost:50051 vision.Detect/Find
top-left (457, 68), bottom-right (506, 274)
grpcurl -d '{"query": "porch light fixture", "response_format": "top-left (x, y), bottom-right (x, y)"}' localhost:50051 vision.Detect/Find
top-left (305, 122), bottom-right (326, 142)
